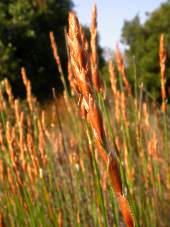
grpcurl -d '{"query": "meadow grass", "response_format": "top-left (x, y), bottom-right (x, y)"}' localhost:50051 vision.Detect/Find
top-left (0, 5), bottom-right (169, 227)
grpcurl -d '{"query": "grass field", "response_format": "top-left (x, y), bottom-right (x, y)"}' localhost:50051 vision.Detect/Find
top-left (0, 5), bottom-right (169, 227)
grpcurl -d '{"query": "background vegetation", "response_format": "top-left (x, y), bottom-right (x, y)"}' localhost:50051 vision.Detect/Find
top-left (0, 0), bottom-right (73, 99)
top-left (0, 0), bottom-right (105, 100)
top-left (121, 0), bottom-right (170, 100)
top-left (0, 1), bottom-right (169, 227)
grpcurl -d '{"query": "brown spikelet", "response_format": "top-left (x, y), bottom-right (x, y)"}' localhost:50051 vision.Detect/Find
top-left (14, 99), bottom-right (21, 126)
top-left (0, 126), bottom-right (5, 152)
top-left (143, 102), bottom-right (149, 128)
top-left (76, 212), bottom-right (80, 225)
top-left (68, 61), bottom-right (74, 94)
top-left (108, 154), bottom-right (122, 194)
top-left (26, 132), bottom-right (39, 176)
top-left (115, 44), bottom-right (131, 94)
top-left (95, 139), bottom-right (108, 164)
top-left (49, 31), bottom-right (67, 93)
top-left (41, 110), bottom-right (46, 127)
top-left (0, 89), bottom-right (6, 111)
top-left (90, 4), bottom-right (100, 91)
top-left (88, 95), bottom-right (105, 145)
top-left (0, 213), bottom-right (5, 227)
top-left (159, 34), bottom-right (167, 112)
top-left (38, 119), bottom-right (47, 166)
top-left (118, 194), bottom-right (134, 227)
top-left (7, 167), bottom-right (16, 194)
top-left (27, 81), bottom-right (33, 112)
top-left (102, 170), bottom-right (107, 192)
top-left (21, 67), bottom-right (33, 112)
top-left (58, 209), bottom-right (63, 227)
top-left (115, 91), bottom-right (121, 123)
top-left (6, 121), bottom-right (13, 152)
top-left (109, 61), bottom-right (117, 95)
top-left (49, 31), bottom-right (62, 75)
top-left (27, 164), bottom-right (35, 184)
top-left (148, 131), bottom-right (159, 160)
top-left (19, 111), bottom-right (26, 173)
top-left (4, 79), bottom-right (14, 107)
top-left (19, 112), bottom-right (24, 152)
top-left (6, 122), bottom-right (23, 187)
top-left (0, 159), bottom-right (3, 182)
top-left (121, 92), bottom-right (128, 126)
top-left (79, 97), bottom-right (87, 119)
top-left (21, 67), bottom-right (28, 87)
top-left (68, 60), bottom-right (79, 95)
top-left (49, 32), bottom-right (61, 66)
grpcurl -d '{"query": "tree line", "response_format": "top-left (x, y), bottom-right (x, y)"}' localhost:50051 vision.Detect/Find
top-left (121, 0), bottom-right (170, 101)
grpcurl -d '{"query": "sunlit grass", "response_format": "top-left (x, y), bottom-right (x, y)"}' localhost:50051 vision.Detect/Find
top-left (0, 5), bottom-right (169, 227)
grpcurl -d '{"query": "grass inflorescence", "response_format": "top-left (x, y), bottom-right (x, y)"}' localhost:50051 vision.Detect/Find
top-left (0, 4), bottom-right (169, 227)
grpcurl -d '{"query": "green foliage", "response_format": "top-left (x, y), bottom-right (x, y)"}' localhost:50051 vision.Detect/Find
top-left (121, 1), bottom-right (170, 100)
top-left (0, 0), bottom-right (105, 100)
top-left (0, 0), bottom-right (74, 99)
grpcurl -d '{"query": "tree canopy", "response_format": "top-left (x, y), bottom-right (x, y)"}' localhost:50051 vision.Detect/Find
top-left (0, 0), bottom-right (74, 99)
top-left (121, 1), bottom-right (170, 100)
top-left (0, 0), bottom-right (105, 100)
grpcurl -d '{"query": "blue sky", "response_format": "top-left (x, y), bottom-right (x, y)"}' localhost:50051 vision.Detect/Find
top-left (73, 0), bottom-right (166, 49)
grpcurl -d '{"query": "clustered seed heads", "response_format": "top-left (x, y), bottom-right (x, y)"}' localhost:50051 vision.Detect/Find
top-left (0, 72), bottom-right (50, 216)
top-left (21, 67), bottom-right (33, 112)
top-left (67, 10), bottom-right (134, 227)
top-left (109, 61), bottom-right (117, 95)
top-left (49, 31), bottom-right (64, 80)
top-left (115, 44), bottom-right (131, 95)
top-left (68, 60), bottom-right (77, 95)
top-left (4, 79), bottom-right (14, 107)
top-left (159, 34), bottom-right (167, 112)
top-left (90, 4), bottom-right (100, 92)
